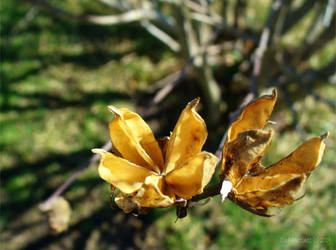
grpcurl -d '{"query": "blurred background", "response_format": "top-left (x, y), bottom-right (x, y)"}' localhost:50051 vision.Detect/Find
top-left (1, 0), bottom-right (335, 249)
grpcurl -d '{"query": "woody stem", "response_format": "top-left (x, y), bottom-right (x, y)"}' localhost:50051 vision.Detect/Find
top-left (191, 182), bottom-right (222, 202)
top-left (191, 183), bottom-right (272, 217)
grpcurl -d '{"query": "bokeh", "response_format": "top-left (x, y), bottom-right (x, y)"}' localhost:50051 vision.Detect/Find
top-left (1, 0), bottom-right (335, 249)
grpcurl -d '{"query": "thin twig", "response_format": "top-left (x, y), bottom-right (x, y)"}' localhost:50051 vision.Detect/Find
top-left (146, 70), bottom-right (184, 93)
top-left (40, 141), bottom-right (112, 210)
top-left (141, 20), bottom-right (180, 52)
top-left (148, 64), bottom-right (193, 107)
top-left (143, 19), bottom-right (252, 114)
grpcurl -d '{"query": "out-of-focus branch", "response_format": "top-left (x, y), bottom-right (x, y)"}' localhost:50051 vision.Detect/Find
top-left (300, 14), bottom-right (336, 61)
top-left (323, 0), bottom-right (335, 26)
top-left (319, 56), bottom-right (336, 78)
top-left (9, 7), bottom-right (39, 36)
top-left (141, 20), bottom-right (180, 52)
top-left (250, 0), bottom-right (283, 96)
top-left (84, 10), bottom-right (157, 25)
top-left (190, 12), bottom-right (220, 25)
top-left (24, 0), bottom-right (180, 52)
top-left (186, 0), bottom-right (222, 25)
top-left (147, 63), bottom-right (193, 107)
top-left (281, 62), bottom-right (336, 110)
top-left (40, 141), bottom-right (112, 210)
top-left (268, 54), bottom-right (335, 133)
top-left (185, 0), bottom-right (208, 14)
top-left (183, 6), bottom-right (200, 61)
top-left (233, 0), bottom-right (247, 28)
top-left (23, 0), bottom-right (146, 24)
top-left (171, 4), bottom-right (190, 59)
top-left (281, 85), bottom-right (306, 138)
top-left (281, 0), bottom-right (323, 35)
top-left (302, 4), bottom-right (325, 44)
top-left (194, 0), bottom-right (222, 124)
top-left (98, 0), bottom-right (132, 10)
top-left (23, 0), bottom-right (174, 29)
top-left (278, 56), bottom-right (336, 87)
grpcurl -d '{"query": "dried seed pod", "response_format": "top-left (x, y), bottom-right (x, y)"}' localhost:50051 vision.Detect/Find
top-left (221, 90), bottom-right (328, 216)
top-left (93, 98), bottom-right (218, 214)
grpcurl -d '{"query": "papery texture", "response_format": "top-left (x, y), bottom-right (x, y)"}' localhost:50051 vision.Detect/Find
top-left (221, 90), bottom-right (327, 215)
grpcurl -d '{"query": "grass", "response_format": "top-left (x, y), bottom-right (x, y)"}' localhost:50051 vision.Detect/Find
top-left (1, 0), bottom-right (335, 249)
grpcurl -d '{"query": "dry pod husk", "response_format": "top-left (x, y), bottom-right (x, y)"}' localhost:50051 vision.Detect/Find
top-left (93, 98), bottom-right (218, 213)
top-left (221, 90), bottom-right (328, 216)
top-left (39, 197), bottom-right (71, 233)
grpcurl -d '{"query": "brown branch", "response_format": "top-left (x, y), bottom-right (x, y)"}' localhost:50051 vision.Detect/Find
top-left (191, 183), bottom-right (222, 202)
